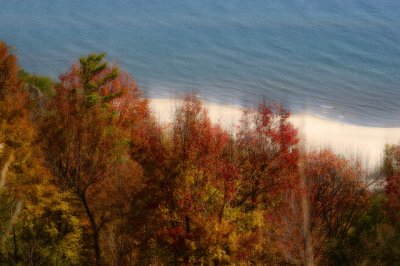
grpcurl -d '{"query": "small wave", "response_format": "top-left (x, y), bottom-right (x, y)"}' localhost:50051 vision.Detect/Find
top-left (320, 104), bottom-right (334, 109)
top-left (316, 114), bottom-right (328, 120)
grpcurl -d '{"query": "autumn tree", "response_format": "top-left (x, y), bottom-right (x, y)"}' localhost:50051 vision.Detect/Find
top-left (146, 96), bottom-right (235, 264)
top-left (147, 97), bottom-right (300, 264)
top-left (383, 144), bottom-right (400, 224)
top-left (0, 41), bottom-right (83, 265)
top-left (3, 39), bottom-right (396, 265)
top-left (280, 149), bottom-right (368, 265)
top-left (314, 144), bottom-right (400, 265)
top-left (41, 53), bottom-right (149, 265)
top-left (235, 101), bottom-right (299, 209)
top-left (215, 101), bottom-right (298, 263)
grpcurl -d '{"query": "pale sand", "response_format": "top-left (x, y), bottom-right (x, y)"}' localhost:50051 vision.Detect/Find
top-left (149, 98), bottom-right (400, 168)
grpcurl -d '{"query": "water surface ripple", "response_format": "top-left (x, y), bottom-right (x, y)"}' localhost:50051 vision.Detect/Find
top-left (1, 0), bottom-right (399, 126)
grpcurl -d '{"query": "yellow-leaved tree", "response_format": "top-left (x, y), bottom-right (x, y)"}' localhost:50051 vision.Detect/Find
top-left (0, 41), bottom-right (83, 265)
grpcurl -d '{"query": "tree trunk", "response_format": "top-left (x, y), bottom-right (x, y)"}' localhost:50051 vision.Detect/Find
top-left (13, 226), bottom-right (18, 264)
top-left (80, 192), bottom-right (101, 266)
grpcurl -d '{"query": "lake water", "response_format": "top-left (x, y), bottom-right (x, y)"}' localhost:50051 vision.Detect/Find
top-left (1, 0), bottom-right (399, 127)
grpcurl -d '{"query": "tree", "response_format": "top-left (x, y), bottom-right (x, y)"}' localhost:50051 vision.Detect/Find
top-left (383, 144), bottom-right (400, 224)
top-left (235, 101), bottom-right (299, 210)
top-left (325, 191), bottom-right (400, 266)
top-left (155, 96), bottom-right (222, 263)
top-left (0, 41), bottom-right (83, 265)
top-left (280, 149), bottom-right (368, 265)
top-left (151, 97), bottom-right (301, 264)
top-left (228, 101), bottom-right (299, 263)
top-left (41, 53), bottom-right (148, 265)
top-left (149, 96), bottom-right (239, 264)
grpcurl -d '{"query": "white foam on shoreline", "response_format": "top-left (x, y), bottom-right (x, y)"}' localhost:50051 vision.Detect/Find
top-left (149, 98), bottom-right (400, 168)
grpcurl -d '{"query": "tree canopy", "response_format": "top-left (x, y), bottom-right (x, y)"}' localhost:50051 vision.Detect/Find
top-left (0, 40), bottom-right (399, 265)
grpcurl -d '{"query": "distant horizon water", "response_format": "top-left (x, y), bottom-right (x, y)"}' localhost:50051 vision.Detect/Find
top-left (1, 0), bottom-right (399, 127)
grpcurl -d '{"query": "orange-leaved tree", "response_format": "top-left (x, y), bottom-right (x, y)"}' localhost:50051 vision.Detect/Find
top-left (280, 149), bottom-right (367, 265)
top-left (41, 53), bottom-right (149, 265)
top-left (153, 96), bottom-right (241, 264)
top-left (0, 41), bottom-right (82, 265)
top-left (230, 101), bottom-right (299, 263)
top-left (154, 97), bottom-right (300, 264)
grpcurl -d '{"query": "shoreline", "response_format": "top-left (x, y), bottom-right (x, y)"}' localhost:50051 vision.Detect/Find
top-left (149, 98), bottom-right (400, 169)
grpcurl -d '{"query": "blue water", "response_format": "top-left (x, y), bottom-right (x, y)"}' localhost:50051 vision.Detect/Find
top-left (1, 0), bottom-right (399, 127)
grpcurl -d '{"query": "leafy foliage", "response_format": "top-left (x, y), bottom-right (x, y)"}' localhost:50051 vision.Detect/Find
top-left (1, 40), bottom-right (399, 265)
top-left (40, 52), bottom-right (149, 265)
top-left (18, 69), bottom-right (55, 97)
top-left (0, 41), bottom-right (83, 265)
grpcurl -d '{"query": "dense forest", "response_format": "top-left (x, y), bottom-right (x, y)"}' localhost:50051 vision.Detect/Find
top-left (0, 41), bottom-right (399, 265)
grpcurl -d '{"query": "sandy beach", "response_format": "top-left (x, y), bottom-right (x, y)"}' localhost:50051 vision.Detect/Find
top-left (150, 98), bottom-right (400, 168)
